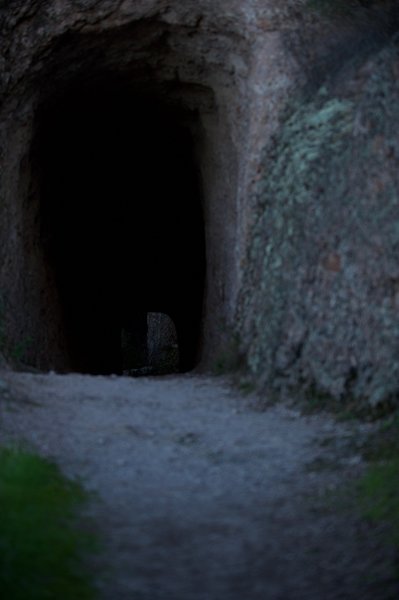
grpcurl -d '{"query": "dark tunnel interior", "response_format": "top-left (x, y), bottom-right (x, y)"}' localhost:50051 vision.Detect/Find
top-left (36, 85), bottom-right (206, 375)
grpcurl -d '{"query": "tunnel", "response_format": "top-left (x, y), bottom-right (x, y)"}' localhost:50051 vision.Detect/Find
top-left (36, 83), bottom-right (206, 375)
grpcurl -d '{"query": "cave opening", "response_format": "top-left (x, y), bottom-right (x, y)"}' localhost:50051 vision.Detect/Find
top-left (36, 84), bottom-right (206, 375)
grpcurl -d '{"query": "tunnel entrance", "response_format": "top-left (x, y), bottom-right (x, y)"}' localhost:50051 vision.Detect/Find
top-left (36, 84), bottom-right (206, 375)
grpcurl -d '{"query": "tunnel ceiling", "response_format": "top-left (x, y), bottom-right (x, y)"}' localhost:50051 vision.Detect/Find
top-left (32, 20), bottom-right (227, 118)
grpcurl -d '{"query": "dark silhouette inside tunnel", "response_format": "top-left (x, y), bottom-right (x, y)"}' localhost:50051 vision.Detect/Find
top-left (37, 85), bottom-right (206, 375)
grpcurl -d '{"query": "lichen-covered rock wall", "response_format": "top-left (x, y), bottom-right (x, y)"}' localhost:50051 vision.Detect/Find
top-left (239, 30), bottom-right (399, 410)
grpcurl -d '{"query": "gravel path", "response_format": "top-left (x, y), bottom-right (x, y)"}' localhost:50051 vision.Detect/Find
top-left (0, 371), bottom-right (398, 600)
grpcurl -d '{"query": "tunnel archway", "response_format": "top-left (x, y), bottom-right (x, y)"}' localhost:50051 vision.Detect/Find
top-left (36, 83), bottom-right (206, 375)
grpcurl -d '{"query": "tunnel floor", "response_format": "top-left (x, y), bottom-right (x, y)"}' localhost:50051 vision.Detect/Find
top-left (36, 86), bottom-right (206, 375)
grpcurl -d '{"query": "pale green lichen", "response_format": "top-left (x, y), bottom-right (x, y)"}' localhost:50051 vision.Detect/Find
top-left (239, 34), bottom-right (399, 411)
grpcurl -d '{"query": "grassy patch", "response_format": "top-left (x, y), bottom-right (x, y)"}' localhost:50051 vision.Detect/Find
top-left (357, 459), bottom-right (399, 544)
top-left (0, 446), bottom-right (98, 600)
top-left (356, 415), bottom-right (399, 559)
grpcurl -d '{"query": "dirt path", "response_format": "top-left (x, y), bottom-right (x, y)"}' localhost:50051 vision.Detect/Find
top-left (0, 371), bottom-right (397, 600)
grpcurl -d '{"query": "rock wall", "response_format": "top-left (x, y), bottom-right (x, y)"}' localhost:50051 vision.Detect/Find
top-left (1, 0), bottom-right (399, 409)
top-left (238, 3), bottom-right (399, 410)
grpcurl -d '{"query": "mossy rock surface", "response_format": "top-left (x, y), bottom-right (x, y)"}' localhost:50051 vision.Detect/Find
top-left (239, 34), bottom-right (399, 410)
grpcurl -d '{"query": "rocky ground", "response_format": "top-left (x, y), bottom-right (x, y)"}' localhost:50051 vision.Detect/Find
top-left (0, 370), bottom-right (398, 600)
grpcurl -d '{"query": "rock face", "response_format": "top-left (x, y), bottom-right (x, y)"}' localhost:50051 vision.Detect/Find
top-left (239, 6), bottom-right (399, 410)
top-left (1, 0), bottom-right (399, 408)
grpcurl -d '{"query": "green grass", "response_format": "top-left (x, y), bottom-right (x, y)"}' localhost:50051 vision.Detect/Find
top-left (0, 446), bottom-right (98, 600)
top-left (357, 459), bottom-right (399, 544)
top-left (356, 415), bottom-right (399, 557)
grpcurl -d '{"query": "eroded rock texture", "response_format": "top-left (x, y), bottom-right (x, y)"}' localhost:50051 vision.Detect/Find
top-left (1, 0), bottom-right (399, 409)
